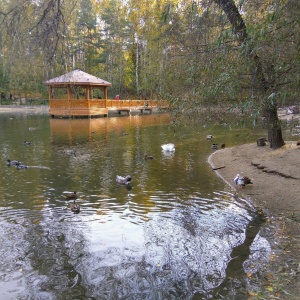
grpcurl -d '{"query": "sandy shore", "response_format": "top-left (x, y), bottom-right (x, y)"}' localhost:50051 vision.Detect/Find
top-left (209, 142), bottom-right (300, 299)
top-left (0, 105), bottom-right (49, 113)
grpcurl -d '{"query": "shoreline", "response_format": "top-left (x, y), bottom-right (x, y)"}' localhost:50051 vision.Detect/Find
top-left (208, 142), bottom-right (300, 299)
top-left (0, 105), bottom-right (49, 113)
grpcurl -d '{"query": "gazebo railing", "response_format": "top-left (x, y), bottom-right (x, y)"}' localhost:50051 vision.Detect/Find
top-left (105, 99), bottom-right (170, 108)
top-left (49, 99), bottom-right (170, 109)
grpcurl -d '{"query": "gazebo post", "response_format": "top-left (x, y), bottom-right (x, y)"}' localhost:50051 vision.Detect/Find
top-left (67, 85), bottom-right (71, 109)
top-left (86, 87), bottom-right (90, 109)
top-left (104, 88), bottom-right (108, 103)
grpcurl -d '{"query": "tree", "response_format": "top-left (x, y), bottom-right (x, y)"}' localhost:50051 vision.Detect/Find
top-left (214, 0), bottom-right (285, 148)
top-left (0, 0), bottom-right (298, 120)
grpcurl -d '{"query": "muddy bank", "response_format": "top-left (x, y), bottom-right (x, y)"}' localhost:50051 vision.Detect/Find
top-left (208, 142), bottom-right (300, 299)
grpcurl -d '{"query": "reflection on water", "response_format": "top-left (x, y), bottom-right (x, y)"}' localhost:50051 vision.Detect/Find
top-left (0, 112), bottom-right (275, 299)
top-left (50, 114), bottom-right (172, 145)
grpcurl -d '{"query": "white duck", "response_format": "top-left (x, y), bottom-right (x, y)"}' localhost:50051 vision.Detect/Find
top-left (161, 143), bottom-right (175, 152)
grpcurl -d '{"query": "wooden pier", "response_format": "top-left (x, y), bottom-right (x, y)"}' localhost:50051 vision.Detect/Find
top-left (48, 99), bottom-right (169, 118)
top-left (45, 70), bottom-right (170, 118)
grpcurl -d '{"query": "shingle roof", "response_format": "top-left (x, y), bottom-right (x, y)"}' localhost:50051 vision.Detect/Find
top-left (45, 69), bottom-right (112, 86)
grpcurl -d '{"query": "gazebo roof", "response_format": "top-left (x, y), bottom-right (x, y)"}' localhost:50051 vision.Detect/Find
top-left (45, 69), bottom-right (112, 86)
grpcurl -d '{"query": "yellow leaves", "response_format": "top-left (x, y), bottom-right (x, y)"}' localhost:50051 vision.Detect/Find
top-left (269, 254), bottom-right (277, 261)
top-left (264, 273), bottom-right (273, 281)
top-left (265, 286), bottom-right (273, 292)
top-left (248, 290), bottom-right (257, 297)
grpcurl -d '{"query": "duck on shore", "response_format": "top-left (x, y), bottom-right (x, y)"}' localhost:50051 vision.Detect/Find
top-left (234, 174), bottom-right (253, 187)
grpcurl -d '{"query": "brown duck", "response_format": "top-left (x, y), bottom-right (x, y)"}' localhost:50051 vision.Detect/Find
top-left (64, 191), bottom-right (78, 200)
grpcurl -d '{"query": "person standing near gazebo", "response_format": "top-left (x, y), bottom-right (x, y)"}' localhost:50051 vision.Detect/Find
top-left (115, 94), bottom-right (120, 100)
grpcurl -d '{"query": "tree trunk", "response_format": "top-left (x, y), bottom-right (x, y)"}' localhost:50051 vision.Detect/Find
top-left (214, 0), bottom-right (285, 149)
top-left (263, 102), bottom-right (285, 148)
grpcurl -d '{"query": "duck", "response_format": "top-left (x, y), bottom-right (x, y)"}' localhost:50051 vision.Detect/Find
top-left (161, 143), bottom-right (175, 152)
top-left (65, 150), bottom-right (76, 156)
top-left (64, 191), bottom-right (78, 200)
top-left (207, 135), bottom-right (213, 141)
top-left (144, 154), bottom-right (154, 160)
top-left (70, 199), bottom-right (80, 213)
top-left (243, 177), bottom-right (253, 185)
top-left (234, 174), bottom-right (253, 187)
top-left (7, 159), bottom-right (21, 166)
top-left (116, 175), bottom-right (132, 185)
top-left (16, 163), bottom-right (28, 170)
top-left (211, 144), bottom-right (218, 150)
top-left (24, 141), bottom-right (32, 145)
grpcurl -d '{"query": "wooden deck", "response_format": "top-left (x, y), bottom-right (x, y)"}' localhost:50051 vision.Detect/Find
top-left (49, 99), bottom-right (170, 118)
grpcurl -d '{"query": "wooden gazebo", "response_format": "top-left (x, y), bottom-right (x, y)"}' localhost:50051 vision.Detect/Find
top-left (45, 69), bottom-right (112, 118)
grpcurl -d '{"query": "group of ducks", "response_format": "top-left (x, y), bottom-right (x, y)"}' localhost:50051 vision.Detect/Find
top-left (63, 140), bottom-right (226, 213)
top-left (7, 159), bottom-right (28, 169)
top-left (207, 136), bottom-right (253, 187)
top-left (63, 175), bottom-right (133, 213)
top-left (8, 139), bottom-right (252, 214)
top-left (207, 136), bottom-right (254, 188)
top-left (63, 192), bottom-right (81, 213)
top-left (7, 141), bottom-right (33, 169)
top-left (207, 135), bottom-right (225, 150)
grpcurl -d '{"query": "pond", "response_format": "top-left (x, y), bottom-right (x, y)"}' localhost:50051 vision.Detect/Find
top-left (0, 111), bottom-right (293, 299)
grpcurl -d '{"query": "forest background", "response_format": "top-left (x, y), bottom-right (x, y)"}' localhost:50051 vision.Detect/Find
top-left (0, 0), bottom-right (299, 146)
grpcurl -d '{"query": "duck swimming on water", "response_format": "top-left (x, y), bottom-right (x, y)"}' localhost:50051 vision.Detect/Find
top-left (116, 175), bottom-right (132, 185)
top-left (70, 199), bottom-right (80, 213)
top-left (16, 163), bottom-right (28, 170)
top-left (7, 159), bottom-right (21, 166)
top-left (64, 191), bottom-right (78, 200)
top-left (144, 154), bottom-right (154, 160)
top-left (161, 143), bottom-right (175, 152)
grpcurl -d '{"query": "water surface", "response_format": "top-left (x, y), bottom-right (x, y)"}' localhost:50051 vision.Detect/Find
top-left (0, 111), bottom-right (287, 299)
